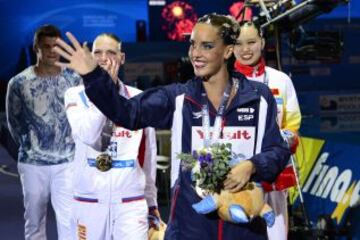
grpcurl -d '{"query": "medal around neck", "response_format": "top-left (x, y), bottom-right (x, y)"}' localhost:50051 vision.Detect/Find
top-left (96, 153), bottom-right (112, 172)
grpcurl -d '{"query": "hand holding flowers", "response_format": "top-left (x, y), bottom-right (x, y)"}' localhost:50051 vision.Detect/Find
top-left (224, 160), bottom-right (255, 193)
top-left (179, 142), bottom-right (250, 196)
top-left (179, 143), bottom-right (231, 195)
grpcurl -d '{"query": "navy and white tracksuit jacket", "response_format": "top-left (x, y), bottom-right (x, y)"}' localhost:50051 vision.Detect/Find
top-left (82, 66), bottom-right (290, 240)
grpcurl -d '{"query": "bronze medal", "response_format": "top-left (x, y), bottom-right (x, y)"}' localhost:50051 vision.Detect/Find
top-left (95, 153), bottom-right (112, 172)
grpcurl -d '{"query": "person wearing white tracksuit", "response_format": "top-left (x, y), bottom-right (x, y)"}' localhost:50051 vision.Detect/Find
top-left (234, 21), bottom-right (302, 240)
top-left (64, 33), bottom-right (159, 240)
top-left (6, 24), bottom-right (81, 240)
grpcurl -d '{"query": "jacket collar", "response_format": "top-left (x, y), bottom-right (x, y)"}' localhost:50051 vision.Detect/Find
top-left (228, 71), bottom-right (260, 112)
top-left (234, 58), bottom-right (266, 77)
top-left (186, 72), bottom-right (260, 114)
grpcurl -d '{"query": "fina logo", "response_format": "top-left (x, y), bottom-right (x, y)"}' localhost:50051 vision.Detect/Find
top-left (302, 152), bottom-right (359, 207)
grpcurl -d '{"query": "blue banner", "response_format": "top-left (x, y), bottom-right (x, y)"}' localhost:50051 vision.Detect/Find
top-left (296, 139), bottom-right (360, 238)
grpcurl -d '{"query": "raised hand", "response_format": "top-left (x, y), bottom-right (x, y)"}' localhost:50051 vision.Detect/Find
top-left (103, 57), bottom-right (121, 85)
top-left (54, 32), bottom-right (98, 75)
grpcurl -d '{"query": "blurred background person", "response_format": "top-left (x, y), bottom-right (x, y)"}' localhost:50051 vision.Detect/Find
top-left (5, 24), bottom-right (81, 240)
top-left (234, 21), bottom-right (302, 240)
top-left (64, 33), bottom-right (161, 240)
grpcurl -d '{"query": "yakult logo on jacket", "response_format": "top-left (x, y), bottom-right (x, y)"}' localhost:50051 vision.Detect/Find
top-left (114, 130), bottom-right (138, 138)
top-left (191, 126), bottom-right (256, 159)
top-left (195, 129), bottom-right (252, 140)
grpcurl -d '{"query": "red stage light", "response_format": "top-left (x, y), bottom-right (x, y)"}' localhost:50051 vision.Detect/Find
top-left (229, 1), bottom-right (253, 21)
top-left (161, 1), bottom-right (197, 41)
top-left (172, 6), bottom-right (184, 18)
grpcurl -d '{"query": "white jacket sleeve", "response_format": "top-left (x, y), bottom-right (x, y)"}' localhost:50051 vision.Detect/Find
top-left (64, 87), bottom-right (107, 147)
top-left (142, 127), bottom-right (158, 208)
top-left (283, 76), bottom-right (302, 133)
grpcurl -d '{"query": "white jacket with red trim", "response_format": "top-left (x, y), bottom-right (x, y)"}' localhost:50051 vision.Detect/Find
top-left (245, 66), bottom-right (302, 191)
top-left (64, 84), bottom-right (157, 207)
top-left (247, 66), bottom-right (301, 133)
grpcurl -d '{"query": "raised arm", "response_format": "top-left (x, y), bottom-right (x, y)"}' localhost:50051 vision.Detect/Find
top-left (84, 67), bottom-right (176, 130)
top-left (55, 32), bottom-right (176, 130)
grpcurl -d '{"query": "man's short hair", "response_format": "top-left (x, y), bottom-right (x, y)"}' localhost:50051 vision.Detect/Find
top-left (33, 24), bottom-right (61, 49)
top-left (96, 33), bottom-right (122, 44)
top-left (93, 33), bottom-right (123, 51)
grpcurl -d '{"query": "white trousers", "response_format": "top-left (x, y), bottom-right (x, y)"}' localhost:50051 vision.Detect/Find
top-left (72, 198), bottom-right (148, 240)
top-left (18, 162), bottom-right (73, 240)
top-left (266, 190), bottom-right (288, 240)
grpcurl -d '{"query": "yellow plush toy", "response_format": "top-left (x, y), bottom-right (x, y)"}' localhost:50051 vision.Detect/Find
top-left (192, 182), bottom-right (275, 227)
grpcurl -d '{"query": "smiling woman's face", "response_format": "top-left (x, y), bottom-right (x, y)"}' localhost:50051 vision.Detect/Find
top-left (188, 23), bottom-right (233, 79)
top-left (234, 24), bottom-right (264, 66)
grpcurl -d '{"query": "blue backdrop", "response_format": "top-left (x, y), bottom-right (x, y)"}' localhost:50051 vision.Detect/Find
top-left (0, 0), bottom-right (148, 81)
top-left (0, 1), bottom-right (359, 86)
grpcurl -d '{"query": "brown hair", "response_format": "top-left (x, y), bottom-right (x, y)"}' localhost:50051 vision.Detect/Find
top-left (33, 24), bottom-right (61, 49)
top-left (197, 13), bottom-right (240, 45)
top-left (197, 13), bottom-right (240, 73)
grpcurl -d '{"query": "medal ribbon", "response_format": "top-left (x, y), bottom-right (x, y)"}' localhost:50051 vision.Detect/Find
top-left (201, 80), bottom-right (233, 148)
top-left (100, 82), bottom-right (130, 153)
top-left (100, 119), bottom-right (113, 152)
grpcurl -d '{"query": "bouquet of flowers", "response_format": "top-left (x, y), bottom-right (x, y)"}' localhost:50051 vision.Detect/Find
top-left (178, 143), bottom-right (276, 227)
top-left (178, 143), bottom-right (234, 196)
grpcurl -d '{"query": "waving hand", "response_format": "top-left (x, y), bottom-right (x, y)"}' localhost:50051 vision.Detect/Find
top-left (54, 32), bottom-right (98, 75)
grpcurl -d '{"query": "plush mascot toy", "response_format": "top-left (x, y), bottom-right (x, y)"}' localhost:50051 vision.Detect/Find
top-left (179, 143), bottom-right (275, 227)
top-left (192, 130), bottom-right (299, 225)
top-left (192, 182), bottom-right (275, 227)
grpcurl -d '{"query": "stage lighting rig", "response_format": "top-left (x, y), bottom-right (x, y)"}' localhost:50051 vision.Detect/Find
top-left (290, 30), bottom-right (343, 62)
top-left (250, 0), bottom-right (349, 32)
top-left (244, 0), bottom-right (348, 63)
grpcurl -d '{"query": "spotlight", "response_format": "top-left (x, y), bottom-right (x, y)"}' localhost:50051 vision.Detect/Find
top-left (172, 6), bottom-right (184, 18)
top-left (161, 1), bottom-right (197, 41)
